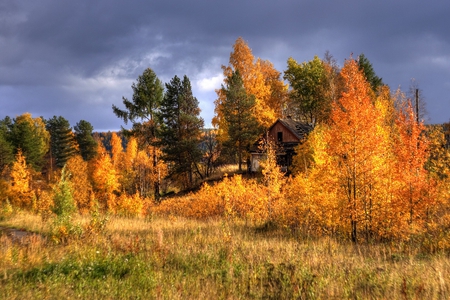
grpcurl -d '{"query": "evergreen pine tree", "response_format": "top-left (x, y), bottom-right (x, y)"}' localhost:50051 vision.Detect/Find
top-left (46, 116), bottom-right (78, 168)
top-left (0, 118), bottom-right (14, 173)
top-left (112, 68), bottom-right (164, 200)
top-left (220, 71), bottom-right (261, 171)
top-left (74, 120), bottom-right (98, 161)
top-left (159, 75), bottom-right (204, 188)
top-left (358, 53), bottom-right (384, 92)
top-left (8, 113), bottom-right (50, 171)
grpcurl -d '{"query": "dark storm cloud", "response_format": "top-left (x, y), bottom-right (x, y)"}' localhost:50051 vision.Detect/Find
top-left (1, 0), bottom-right (450, 130)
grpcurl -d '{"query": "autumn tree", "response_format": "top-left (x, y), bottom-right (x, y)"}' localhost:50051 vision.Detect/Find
top-left (135, 146), bottom-right (167, 198)
top-left (426, 125), bottom-right (450, 181)
top-left (394, 100), bottom-right (431, 229)
top-left (110, 132), bottom-right (124, 171)
top-left (324, 58), bottom-right (388, 242)
top-left (259, 140), bottom-right (286, 222)
top-left (10, 149), bottom-right (33, 208)
top-left (46, 116), bottom-right (78, 169)
top-left (120, 136), bottom-right (138, 195)
top-left (287, 124), bottom-right (340, 234)
top-left (219, 71), bottom-right (261, 171)
top-left (424, 125), bottom-right (450, 224)
top-left (258, 58), bottom-right (289, 119)
top-left (92, 143), bottom-right (120, 212)
top-left (112, 68), bottom-right (164, 200)
top-left (214, 37), bottom-right (287, 139)
top-left (74, 120), bottom-right (97, 161)
top-left (66, 155), bottom-right (93, 213)
top-left (158, 75), bottom-right (204, 188)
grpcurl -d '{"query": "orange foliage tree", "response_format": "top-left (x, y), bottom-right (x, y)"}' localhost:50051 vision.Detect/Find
top-left (394, 100), bottom-right (432, 232)
top-left (214, 37), bottom-right (288, 143)
top-left (318, 58), bottom-right (393, 242)
top-left (286, 62), bottom-right (437, 242)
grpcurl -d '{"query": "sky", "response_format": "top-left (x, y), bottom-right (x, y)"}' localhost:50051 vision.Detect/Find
top-left (1, 1), bottom-right (450, 131)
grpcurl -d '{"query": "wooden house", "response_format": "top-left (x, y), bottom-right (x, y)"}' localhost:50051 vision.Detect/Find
top-left (250, 117), bottom-right (312, 172)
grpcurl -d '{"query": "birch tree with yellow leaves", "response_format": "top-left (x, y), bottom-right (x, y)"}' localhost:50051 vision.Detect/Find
top-left (66, 154), bottom-right (93, 213)
top-left (92, 143), bottom-right (120, 212)
top-left (10, 149), bottom-right (33, 208)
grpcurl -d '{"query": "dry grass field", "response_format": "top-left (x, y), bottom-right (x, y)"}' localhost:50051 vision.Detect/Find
top-left (1, 210), bottom-right (449, 299)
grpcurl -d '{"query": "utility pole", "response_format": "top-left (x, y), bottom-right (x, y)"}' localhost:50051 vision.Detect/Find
top-left (415, 88), bottom-right (419, 124)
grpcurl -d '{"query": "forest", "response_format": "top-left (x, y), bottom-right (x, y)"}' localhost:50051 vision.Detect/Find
top-left (1, 37), bottom-right (450, 298)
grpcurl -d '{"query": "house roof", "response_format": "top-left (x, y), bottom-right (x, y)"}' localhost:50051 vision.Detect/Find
top-left (250, 118), bottom-right (313, 153)
top-left (271, 118), bottom-right (313, 141)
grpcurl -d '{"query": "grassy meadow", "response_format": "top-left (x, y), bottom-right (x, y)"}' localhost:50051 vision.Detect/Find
top-left (1, 210), bottom-right (450, 299)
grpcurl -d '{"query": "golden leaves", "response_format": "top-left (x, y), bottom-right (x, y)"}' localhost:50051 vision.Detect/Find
top-left (10, 149), bottom-right (33, 208)
top-left (214, 37), bottom-right (288, 138)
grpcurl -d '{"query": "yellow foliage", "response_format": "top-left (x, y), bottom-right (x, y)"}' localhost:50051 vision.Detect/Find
top-left (111, 132), bottom-right (124, 171)
top-left (214, 37), bottom-right (288, 143)
top-left (92, 144), bottom-right (119, 211)
top-left (10, 149), bottom-right (33, 208)
top-left (136, 146), bottom-right (167, 198)
top-left (66, 155), bottom-right (93, 213)
top-left (35, 189), bottom-right (54, 221)
top-left (153, 175), bottom-right (266, 223)
top-left (116, 193), bottom-right (144, 217)
top-left (258, 141), bottom-right (286, 221)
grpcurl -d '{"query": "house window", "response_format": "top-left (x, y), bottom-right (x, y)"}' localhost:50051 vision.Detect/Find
top-left (277, 132), bottom-right (283, 142)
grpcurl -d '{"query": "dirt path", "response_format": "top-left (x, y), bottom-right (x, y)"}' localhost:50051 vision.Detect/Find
top-left (0, 226), bottom-right (37, 243)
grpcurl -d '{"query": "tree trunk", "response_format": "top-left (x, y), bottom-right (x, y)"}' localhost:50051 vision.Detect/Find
top-left (152, 146), bottom-right (160, 203)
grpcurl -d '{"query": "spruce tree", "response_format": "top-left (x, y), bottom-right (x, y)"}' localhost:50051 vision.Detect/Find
top-left (158, 75), bottom-right (204, 188)
top-left (358, 53), bottom-right (384, 92)
top-left (74, 120), bottom-right (98, 161)
top-left (46, 116), bottom-right (78, 168)
top-left (8, 113), bottom-right (50, 171)
top-left (112, 68), bottom-right (164, 200)
top-left (0, 118), bottom-right (14, 173)
top-left (220, 71), bottom-right (261, 171)
top-left (112, 68), bottom-right (163, 143)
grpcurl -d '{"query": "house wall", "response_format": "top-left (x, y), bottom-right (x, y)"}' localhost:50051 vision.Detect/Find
top-left (250, 153), bottom-right (263, 172)
top-left (268, 122), bottom-right (300, 143)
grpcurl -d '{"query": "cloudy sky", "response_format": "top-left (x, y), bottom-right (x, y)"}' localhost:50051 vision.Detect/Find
top-left (1, 1), bottom-right (449, 131)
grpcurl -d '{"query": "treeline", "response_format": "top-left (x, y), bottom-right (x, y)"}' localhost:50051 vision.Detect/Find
top-left (0, 69), bottom-right (222, 214)
top-left (2, 37), bottom-right (450, 245)
top-left (0, 115), bottom-right (220, 216)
